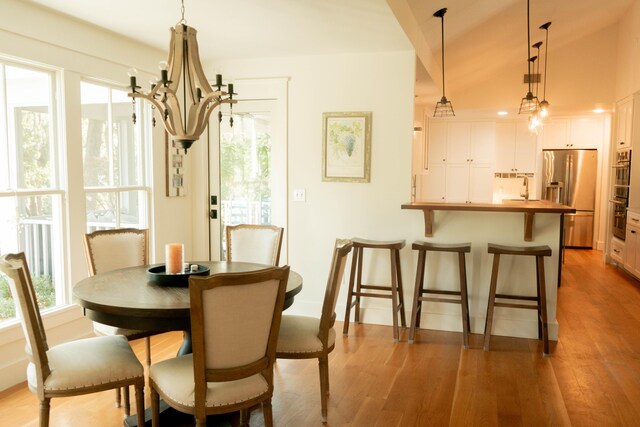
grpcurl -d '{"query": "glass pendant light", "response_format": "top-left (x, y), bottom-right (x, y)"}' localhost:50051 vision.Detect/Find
top-left (433, 8), bottom-right (455, 117)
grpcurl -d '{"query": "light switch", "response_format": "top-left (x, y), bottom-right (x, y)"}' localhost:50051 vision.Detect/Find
top-left (293, 189), bottom-right (306, 202)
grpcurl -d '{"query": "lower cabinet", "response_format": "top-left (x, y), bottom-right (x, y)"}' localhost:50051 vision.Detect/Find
top-left (625, 210), bottom-right (640, 279)
top-left (610, 236), bottom-right (625, 264)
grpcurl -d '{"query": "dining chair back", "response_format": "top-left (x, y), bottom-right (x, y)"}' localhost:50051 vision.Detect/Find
top-left (225, 224), bottom-right (284, 266)
top-left (275, 239), bottom-right (353, 422)
top-left (0, 252), bottom-right (145, 427)
top-left (83, 228), bottom-right (148, 275)
top-left (82, 227), bottom-right (155, 413)
top-left (149, 266), bottom-right (290, 427)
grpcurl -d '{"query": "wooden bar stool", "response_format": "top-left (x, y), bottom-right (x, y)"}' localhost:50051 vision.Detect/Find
top-left (408, 241), bottom-right (472, 348)
top-left (343, 238), bottom-right (407, 342)
top-left (483, 243), bottom-right (553, 355)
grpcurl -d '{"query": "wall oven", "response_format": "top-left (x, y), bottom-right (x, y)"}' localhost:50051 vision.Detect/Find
top-left (611, 148), bottom-right (631, 240)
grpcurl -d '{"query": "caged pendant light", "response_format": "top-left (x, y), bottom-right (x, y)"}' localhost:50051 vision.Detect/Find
top-left (538, 22), bottom-right (552, 117)
top-left (519, 0), bottom-right (540, 114)
top-left (433, 8), bottom-right (455, 117)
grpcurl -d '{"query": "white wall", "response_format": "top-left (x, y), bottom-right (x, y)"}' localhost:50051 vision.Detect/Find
top-left (616, 1), bottom-right (640, 100)
top-left (207, 51), bottom-right (422, 321)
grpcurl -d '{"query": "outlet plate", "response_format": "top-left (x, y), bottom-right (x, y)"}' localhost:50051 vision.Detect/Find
top-left (293, 189), bottom-right (306, 202)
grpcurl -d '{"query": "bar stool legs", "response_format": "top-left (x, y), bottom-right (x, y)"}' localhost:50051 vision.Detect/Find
top-left (343, 239), bottom-right (406, 342)
top-left (483, 243), bottom-right (552, 356)
top-left (408, 242), bottom-right (471, 347)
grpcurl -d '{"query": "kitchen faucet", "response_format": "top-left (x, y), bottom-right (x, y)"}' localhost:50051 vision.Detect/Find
top-left (521, 176), bottom-right (530, 201)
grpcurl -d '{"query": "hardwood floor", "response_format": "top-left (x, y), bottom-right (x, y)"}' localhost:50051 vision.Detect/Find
top-left (1, 249), bottom-right (640, 426)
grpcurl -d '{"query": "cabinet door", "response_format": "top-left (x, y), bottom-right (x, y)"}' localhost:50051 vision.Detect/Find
top-left (541, 119), bottom-right (569, 149)
top-left (418, 165), bottom-right (446, 202)
top-left (447, 122), bottom-right (471, 164)
top-left (514, 122), bottom-right (537, 173)
top-left (569, 117), bottom-right (603, 149)
top-left (427, 121), bottom-right (447, 164)
top-left (445, 164), bottom-right (471, 202)
top-left (616, 97), bottom-right (633, 149)
top-left (495, 122), bottom-right (516, 172)
top-left (468, 164), bottom-right (494, 203)
top-left (470, 122), bottom-right (495, 164)
top-left (625, 225), bottom-right (639, 277)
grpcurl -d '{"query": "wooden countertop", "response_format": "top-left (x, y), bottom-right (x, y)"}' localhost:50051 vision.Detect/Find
top-left (402, 200), bottom-right (575, 241)
top-left (402, 200), bottom-right (576, 214)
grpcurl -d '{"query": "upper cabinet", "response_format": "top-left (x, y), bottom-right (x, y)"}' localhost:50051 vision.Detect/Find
top-left (541, 117), bottom-right (605, 149)
top-left (495, 121), bottom-right (537, 173)
top-left (616, 96), bottom-right (633, 150)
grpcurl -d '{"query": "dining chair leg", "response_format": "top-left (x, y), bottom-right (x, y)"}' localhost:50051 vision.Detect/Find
top-left (115, 387), bottom-right (121, 408)
top-left (262, 399), bottom-right (274, 427)
top-left (319, 355), bottom-right (329, 422)
top-left (145, 336), bottom-right (151, 367)
top-left (240, 408), bottom-right (250, 427)
top-left (39, 398), bottom-right (50, 427)
top-left (195, 418), bottom-right (206, 427)
top-left (122, 385), bottom-right (130, 416)
top-left (151, 386), bottom-right (160, 427)
top-left (134, 383), bottom-right (145, 427)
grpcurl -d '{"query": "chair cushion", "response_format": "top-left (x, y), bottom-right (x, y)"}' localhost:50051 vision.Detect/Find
top-left (150, 354), bottom-right (269, 408)
top-left (276, 315), bottom-right (335, 354)
top-left (27, 335), bottom-right (143, 392)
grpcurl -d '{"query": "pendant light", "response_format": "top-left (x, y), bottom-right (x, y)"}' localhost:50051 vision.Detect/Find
top-left (539, 22), bottom-right (552, 117)
top-left (433, 8), bottom-right (455, 117)
top-left (528, 41), bottom-right (543, 133)
top-left (519, 0), bottom-right (539, 114)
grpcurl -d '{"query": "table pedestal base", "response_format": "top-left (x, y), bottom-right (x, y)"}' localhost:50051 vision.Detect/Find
top-left (124, 400), bottom-right (239, 426)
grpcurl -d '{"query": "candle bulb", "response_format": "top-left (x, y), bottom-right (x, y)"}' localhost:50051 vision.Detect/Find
top-left (165, 243), bottom-right (184, 274)
top-left (228, 83), bottom-right (234, 95)
top-left (216, 74), bottom-right (222, 87)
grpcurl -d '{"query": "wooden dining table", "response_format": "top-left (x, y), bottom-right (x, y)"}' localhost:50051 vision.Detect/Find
top-left (73, 261), bottom-right (302, 426)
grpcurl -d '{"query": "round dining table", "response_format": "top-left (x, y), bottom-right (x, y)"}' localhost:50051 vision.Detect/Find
top-left (73, 261), bottom-right (303, 354)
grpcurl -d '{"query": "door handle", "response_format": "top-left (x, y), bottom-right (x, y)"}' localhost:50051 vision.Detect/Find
top-left (209, 209), bottom-right (217, 219)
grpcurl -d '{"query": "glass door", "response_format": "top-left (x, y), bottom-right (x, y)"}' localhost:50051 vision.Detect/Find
top-left (209, 99), bottom-right (286, 261)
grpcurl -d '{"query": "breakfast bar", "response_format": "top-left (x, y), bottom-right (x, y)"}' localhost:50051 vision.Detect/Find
top-left (401, 200), bottom-right (575, 341)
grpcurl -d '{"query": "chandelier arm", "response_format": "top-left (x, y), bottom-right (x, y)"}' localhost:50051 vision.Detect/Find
top-left (191, 99), bottom-right (237, 137)
top-left (128, 92), bottom-right (178, 135)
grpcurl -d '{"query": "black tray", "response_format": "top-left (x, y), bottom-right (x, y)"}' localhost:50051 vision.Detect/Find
top-left (147, 264), bottom-right (210, 286)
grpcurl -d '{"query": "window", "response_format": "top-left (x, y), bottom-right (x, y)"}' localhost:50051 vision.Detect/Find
top-left (81, 81), bottom-right (150, 231)
top-left (0, 62), bottom-right (64, 322)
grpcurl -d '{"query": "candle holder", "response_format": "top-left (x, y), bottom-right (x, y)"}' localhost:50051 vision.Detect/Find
top-left (147, 263), bottom-right (210, 286)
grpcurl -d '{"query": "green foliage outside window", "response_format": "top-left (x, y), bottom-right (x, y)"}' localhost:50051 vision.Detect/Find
top-left (0, 274), bottom-right (55, 321)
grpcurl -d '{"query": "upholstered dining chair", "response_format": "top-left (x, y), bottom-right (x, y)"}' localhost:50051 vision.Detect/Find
top-left (276, 239), bottom-right (353, 422)
top-left (149, 266), bottom-right (290, 427)
top-left (82, 227), bottom-right (159, 412)
top-left (0, 252), bottom-right (145, 427)
top-left (225, 224), bottom-right (284, 266)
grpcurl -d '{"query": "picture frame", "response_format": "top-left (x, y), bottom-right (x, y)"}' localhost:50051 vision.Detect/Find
top-left (165, 133), bottom-right (186, 197)
top-left (322, 111), bottom-right (372, 182)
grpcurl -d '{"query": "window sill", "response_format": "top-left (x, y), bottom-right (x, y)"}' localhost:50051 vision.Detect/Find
top-left (0, 304), bottom-right (86, 346)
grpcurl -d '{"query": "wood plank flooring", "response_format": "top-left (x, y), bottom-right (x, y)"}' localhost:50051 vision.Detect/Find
top-left (1, 249), bottom-right (639, 426)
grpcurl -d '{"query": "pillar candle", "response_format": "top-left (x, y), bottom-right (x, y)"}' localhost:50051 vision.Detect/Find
top-left (165, 243), bottom-right (184, 274)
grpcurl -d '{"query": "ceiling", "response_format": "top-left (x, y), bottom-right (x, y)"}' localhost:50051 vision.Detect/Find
top-left (24, 0), bottom-right (635, 112)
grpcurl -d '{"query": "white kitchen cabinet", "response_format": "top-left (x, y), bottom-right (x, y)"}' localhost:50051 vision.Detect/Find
top-left (624, 210), bottom-right (640, 279)
top-left (427, 121), bottom-right (447, 165)
top-left (418, 164), bottom-right (446, 201)
top-left (446, 122), bottom-right (495, 165)
top-left (616, 96), bottom-right (633, 150)
top-left (542, 117), bottom-right (604, 149)
top-left (495, 121), bottom-right (536, 173)
top-left (610, 237), bottom-right (625, 264)
top-left (443, 163), bottom-right (493, 203)
top-left (468, 164), bottom-right (494, 203)
top-left (445, 164), bottom-right (470, 203)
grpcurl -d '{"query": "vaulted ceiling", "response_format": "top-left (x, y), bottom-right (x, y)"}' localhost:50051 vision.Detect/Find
top-left (24, 0), bottom-right (636, 113)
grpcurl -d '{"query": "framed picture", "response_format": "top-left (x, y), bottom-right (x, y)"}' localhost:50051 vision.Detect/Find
top-left (165, 133), bottom-right (186, 197)
top-left (322, 111), bottom-right (372, 182)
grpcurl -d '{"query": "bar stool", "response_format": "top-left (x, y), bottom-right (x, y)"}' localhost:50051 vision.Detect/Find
top-left (343, 238), bottom-right (406, 342)
top-left (483, 243), bottom-right (553, 355)
top-left (408, 241), bottom-right (472, 348)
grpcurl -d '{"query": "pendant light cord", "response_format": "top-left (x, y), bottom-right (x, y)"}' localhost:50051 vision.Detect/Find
top-left (526, 0), bottom-right (531, 94)
top-left (543, 27), bottom-right (549, 100)
top-left (441, 13), bottom-right (446, 99)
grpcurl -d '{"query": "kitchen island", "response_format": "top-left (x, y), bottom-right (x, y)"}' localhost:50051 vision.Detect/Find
top-left (401, 200), bottom-right (575, 342)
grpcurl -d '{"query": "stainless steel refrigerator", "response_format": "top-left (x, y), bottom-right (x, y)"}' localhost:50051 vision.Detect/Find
top-left (542, 149), bottom-right (597, 248)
